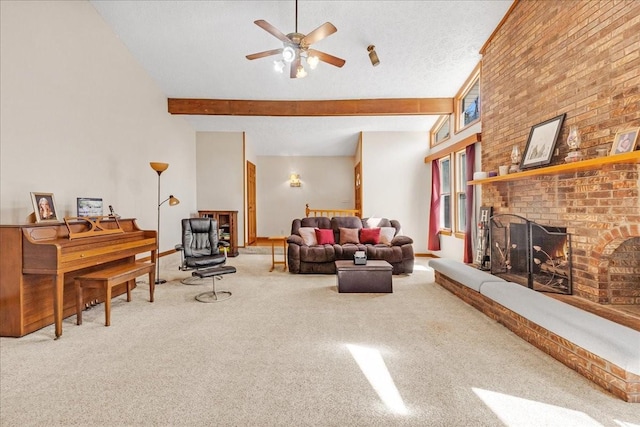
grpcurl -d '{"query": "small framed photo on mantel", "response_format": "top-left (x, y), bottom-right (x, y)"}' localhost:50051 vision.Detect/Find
top-left (520, 113), bottom-right (566, 169)
top-left (31, 192), bottom-right (60, 223)
top-left (610, 127), bottom-right (639, 155)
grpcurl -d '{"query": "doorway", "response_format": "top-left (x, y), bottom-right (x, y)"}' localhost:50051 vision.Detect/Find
top-left (246, 160), bottom-right (257, 246)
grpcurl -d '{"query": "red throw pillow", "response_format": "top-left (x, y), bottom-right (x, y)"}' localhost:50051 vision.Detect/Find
top-left (315, 228), bottom-right (335, 245)
top-left (360, 227), bottom-right (381, 244)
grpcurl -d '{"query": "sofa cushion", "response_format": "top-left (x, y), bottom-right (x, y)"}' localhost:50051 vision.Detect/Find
top-left (379, 227), bottom-right (396, 245)
top-left (299, 245), bottom-right (336, 263)
top-left (315, 228), bottom-right (335, 245)
top-left (339, 227), bottom-right (360, 244)
top-left (366, 217), bottom-right (382, 228)
top-left (366, 245), bottom-right (403, 263)
top-left (331, 216), bottom-right (363, 230)
top-left (298, 227), bottom-right (318, 246)
top-left (360, 227), bottom-right (380, 244)
top-left (335, 243), bottom-right (368, 260)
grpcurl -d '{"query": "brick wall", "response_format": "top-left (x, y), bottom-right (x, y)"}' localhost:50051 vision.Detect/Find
top-left (481, 0), bottom-right (640, 303)
top-left (607, 236), bottom-right (640, 303)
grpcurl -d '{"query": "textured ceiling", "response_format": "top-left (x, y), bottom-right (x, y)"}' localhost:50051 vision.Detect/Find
top-left (90, 0), bottom-right (513, 156)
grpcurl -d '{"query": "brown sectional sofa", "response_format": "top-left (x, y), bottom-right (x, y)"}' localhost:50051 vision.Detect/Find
top-left (287, 216), bottom-right (414, 274)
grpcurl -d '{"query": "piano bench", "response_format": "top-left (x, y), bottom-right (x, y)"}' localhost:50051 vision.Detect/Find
top-left (75, 262), bottom-right (155, 327)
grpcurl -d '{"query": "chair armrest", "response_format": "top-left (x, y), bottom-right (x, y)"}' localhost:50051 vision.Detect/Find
top-left (218, 241), bottom-right (230, 248)
top-left (175, 244), bottom-right (183, 251)
top-left (287, 235), bottom-right (304, 245)
top-left (391, 235), bottom-right (413, 246)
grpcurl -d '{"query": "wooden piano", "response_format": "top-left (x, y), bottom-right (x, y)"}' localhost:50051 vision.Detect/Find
top-left (0, 218), bottom-right (157, 339)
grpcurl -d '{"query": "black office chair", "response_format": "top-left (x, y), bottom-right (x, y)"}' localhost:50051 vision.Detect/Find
top-left (176, 218), bottom-right (235, 295)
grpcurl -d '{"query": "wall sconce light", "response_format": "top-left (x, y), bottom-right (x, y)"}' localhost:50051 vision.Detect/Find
top-left (367, 45), bottom-right (380, 67)
top-left (289, 173), bottom-right (301, 187)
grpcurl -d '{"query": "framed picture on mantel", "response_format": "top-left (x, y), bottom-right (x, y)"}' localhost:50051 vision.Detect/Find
top-left (521, 113), bottom-right (566, 169)
top-left (610, 127), bottom-right (639, 155)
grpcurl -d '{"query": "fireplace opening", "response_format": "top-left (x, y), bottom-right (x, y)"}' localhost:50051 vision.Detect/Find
top-left (490, 214), bottom-right (572, 294)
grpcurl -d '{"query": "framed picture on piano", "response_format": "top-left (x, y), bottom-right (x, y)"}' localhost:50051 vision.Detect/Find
top-left (77, 197), bottom-right (103, 217)
top-left (31, 192), bottom-right (60, 223)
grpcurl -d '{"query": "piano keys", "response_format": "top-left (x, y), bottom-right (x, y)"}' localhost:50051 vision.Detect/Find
top-left (0, 218), bottom-right (157, 338)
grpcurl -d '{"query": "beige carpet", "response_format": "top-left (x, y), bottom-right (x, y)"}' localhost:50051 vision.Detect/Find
top-left (1, 254), bottom-right (639, 427)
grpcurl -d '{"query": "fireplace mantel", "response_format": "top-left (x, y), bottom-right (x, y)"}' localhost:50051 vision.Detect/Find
top-left (469, 151), bottom-right (640, 185)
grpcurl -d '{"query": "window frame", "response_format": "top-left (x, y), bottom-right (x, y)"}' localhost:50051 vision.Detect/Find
top-left (438, 155), bottom-right (452, 235)
top-left (454, 62), bottom-right (481, 133)
top-left (429, 115), bottom-right (451, 148)
top-left (454, 149), bottom-right (468, 239)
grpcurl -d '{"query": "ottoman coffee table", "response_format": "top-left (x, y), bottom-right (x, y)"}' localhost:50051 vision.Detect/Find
top-left (335, 260), bottom-right (393, 293)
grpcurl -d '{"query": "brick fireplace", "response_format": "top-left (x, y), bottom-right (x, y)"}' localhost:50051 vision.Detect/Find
top-left (479, 1), bottom-right (640, 305)
top-left (481, 166), bottom-right (639, 304)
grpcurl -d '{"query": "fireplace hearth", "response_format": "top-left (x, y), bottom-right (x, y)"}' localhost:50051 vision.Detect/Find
top-left (490, 214), bottom-right (572, 294)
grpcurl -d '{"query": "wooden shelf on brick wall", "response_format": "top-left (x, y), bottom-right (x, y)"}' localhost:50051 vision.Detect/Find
top-left (468, 151), bottom-right (640, 185)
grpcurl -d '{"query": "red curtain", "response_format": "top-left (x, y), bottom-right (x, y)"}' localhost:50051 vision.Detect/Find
top-left (463, 144), bottom-right (476, 263)
top-left (428, 159), bottom-right (441, 251)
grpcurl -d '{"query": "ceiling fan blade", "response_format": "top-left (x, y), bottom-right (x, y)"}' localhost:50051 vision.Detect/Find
top-left (254, 20), bottom-right (290, 43)
top-left (308, 49), bottom-right (345, 68)
top-left (246, 48), bottom-right (283, 60)
top-left (290, 57), bottom-right (301, 79)
top-left (301, 22), bottom-right (337, 46)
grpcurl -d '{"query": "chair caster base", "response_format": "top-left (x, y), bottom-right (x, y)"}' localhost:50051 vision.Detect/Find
top-left (195, 291), bottom-right (232, 303)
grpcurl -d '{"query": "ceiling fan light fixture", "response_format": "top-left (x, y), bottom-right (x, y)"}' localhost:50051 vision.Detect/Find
top-left (246, 4), bottom-right (344, 79)
top-left (282, 46), bottom-right (296, 63)
top-left (368, 45), bottom-right (380, 67)
top-left (274, 60), bottom-right (285, 73)
top-left (296, 64), bottom-right (307, 78)
top-left (307, 54), bottom-right (319, 70)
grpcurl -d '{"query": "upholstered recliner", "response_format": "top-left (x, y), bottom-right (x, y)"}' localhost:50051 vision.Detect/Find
top-left (176, 217), bottom-right (230, 284)
top-left (287, 216), bottom-right (414, 275)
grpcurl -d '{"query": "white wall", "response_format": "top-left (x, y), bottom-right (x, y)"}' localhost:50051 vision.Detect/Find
top-left (0, 1), bottom-right (195, 253)
top-left (360, 131), bottom-right (429, 254)
top-left (256, 156), bottom-right (354, 236)
top-left (195, 132), bottom-right (245, 246)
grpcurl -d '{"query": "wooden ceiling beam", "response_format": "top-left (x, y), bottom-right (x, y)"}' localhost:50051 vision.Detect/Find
top-left (167, 98), bottom-right (453, 116)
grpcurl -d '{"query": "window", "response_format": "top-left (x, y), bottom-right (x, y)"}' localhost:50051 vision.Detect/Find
top-left (455, 150), bottom-right (467, 237)
top-left (430, 115), bottom-right (451, 147)
top-left (455, 62), bottom-right (481, 132)
top-left (461, 81), bottom-right (480, 126)
top-left (439, 156), bottom-right (452, 232)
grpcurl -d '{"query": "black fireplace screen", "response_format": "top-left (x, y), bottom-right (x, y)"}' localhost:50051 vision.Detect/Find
top-left (490, 214), bottom-right (572, 294)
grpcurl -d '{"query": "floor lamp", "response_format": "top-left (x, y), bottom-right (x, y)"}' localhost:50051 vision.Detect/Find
top-left (150, 162), bottom-right (180, 284)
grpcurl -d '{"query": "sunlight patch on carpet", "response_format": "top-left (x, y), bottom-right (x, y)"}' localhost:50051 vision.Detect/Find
top-left (472, 388), bottom-right (604, 427)
top-left (346, 344), bottom-right (408, 415)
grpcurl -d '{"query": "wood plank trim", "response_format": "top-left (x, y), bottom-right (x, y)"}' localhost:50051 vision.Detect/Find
top-left (168, 98), bottom-right (454, 117)
top-left (468, 150), bottom-right (640, 184)
top-left (424, 133), bottom-right (482, 163)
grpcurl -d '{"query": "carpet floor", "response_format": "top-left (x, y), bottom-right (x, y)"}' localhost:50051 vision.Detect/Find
top-left (1, 254), bottom-right (638, 427)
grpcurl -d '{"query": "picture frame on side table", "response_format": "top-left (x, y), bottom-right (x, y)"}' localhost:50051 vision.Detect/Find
top-left (31, 192), bottom-right (60, 223)
top-left (610, 127), bottom-right (639, 155)
top-left (520, 113), bottom-right (566, 169)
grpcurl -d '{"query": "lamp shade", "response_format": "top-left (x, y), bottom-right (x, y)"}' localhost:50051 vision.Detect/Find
top-left (150, 162), bottom-right (169, 173)
top-left (168, 195), bottom-right (180, 206)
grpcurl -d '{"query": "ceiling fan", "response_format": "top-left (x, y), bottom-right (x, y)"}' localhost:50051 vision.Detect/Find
top-left (245, 0), bottom-right (346, 78)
